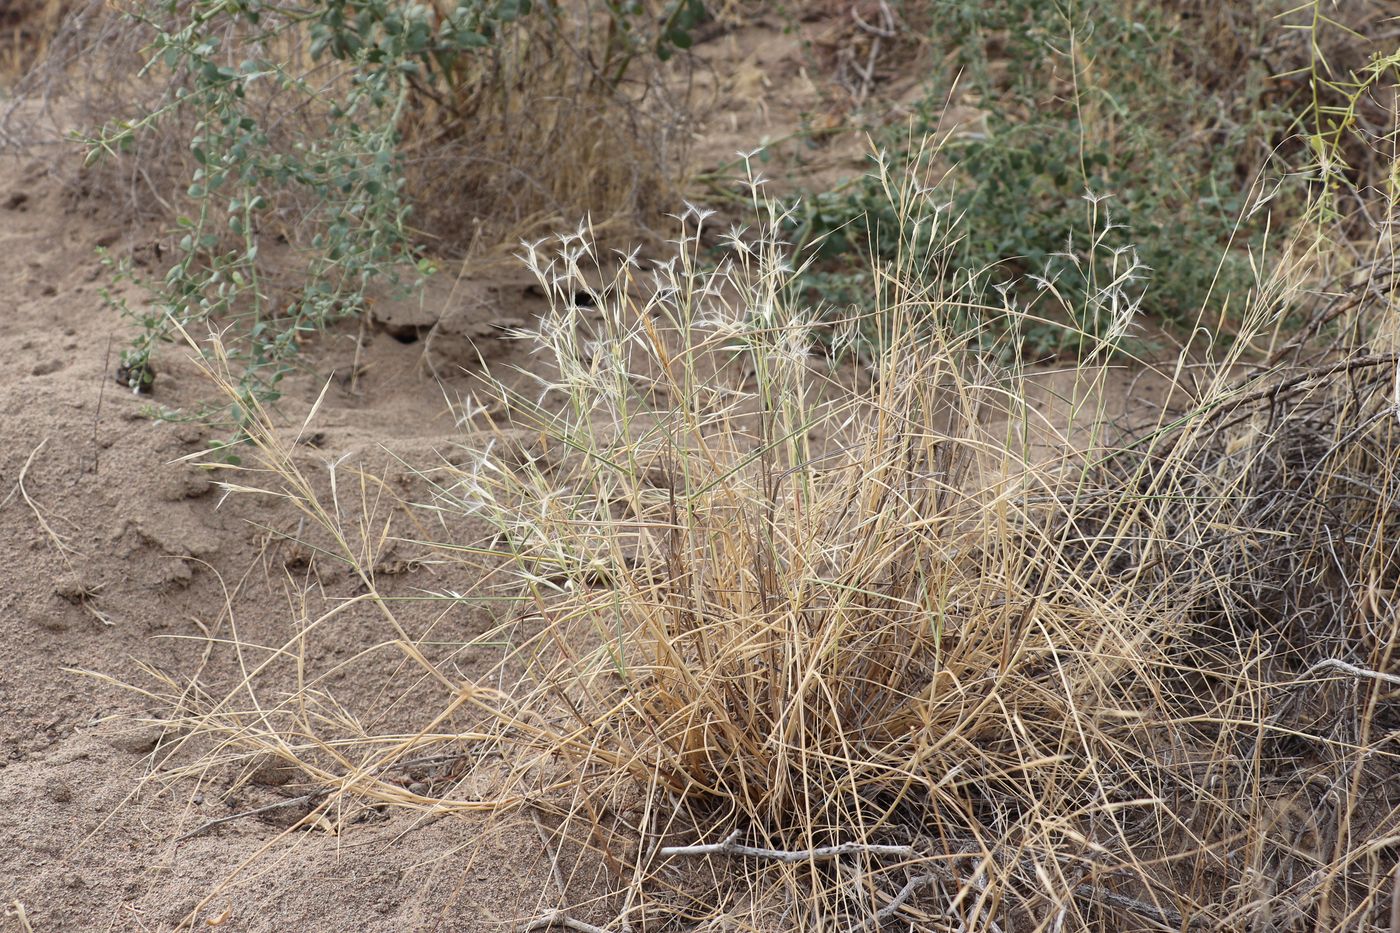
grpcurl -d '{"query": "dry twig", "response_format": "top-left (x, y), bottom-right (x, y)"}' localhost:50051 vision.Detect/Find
top-left (1302, 658), bottom-right (1400, 690)
top-left (3, 900), bottom-right (35, 933)
top-left (531, 809), bottom-right (569, 903)
top-left (657, 830), bottom-right (916, 864)
top-left (518, 911), bottom-right (613, 933)
top-left (9, 438), bottom-right (76, 557)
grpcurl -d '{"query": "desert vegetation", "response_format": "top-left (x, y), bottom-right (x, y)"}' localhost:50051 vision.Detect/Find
top-left (2, 1), bottom-right (1400, 931)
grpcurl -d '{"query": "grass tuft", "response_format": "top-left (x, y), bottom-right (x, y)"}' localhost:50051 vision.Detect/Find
top-left (108, 146), bottom-right (1400, 931)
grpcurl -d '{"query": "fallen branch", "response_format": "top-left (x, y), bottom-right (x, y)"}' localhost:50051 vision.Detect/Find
top-left (1210, 353), bottom-right (1398, 427)
top-left (874, 872), bottom-right (934, 922)
top-left (657, 830), bottom-right (916, 864)
top-left (531, 809), bottom-right (568, 902)
top-left (1389, 859), bottom-right (1400, 933)
top-left (1301, 658), bottom-right (1400, 690)
top-left (851, 0), bottom-right (897, 38)
top-left (519, 911), bottom-right (613, 933)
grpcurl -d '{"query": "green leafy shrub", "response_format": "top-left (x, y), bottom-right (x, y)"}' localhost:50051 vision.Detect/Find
top-left (796, 0), bottom-right (1299, 355)
top-left (84, 0), bottom-right (463, 427)
top-left (82, 0), bottom-right (708, 436)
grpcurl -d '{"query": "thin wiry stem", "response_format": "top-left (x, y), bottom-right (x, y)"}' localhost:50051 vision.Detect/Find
top-left (657, 830), bottom-right (917, 864)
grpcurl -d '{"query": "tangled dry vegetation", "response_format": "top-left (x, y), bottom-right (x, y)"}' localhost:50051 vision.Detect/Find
top-left (7, 1), bottom-right (1400, 931)
top-left (108, 147), bottom-right (1400, 931)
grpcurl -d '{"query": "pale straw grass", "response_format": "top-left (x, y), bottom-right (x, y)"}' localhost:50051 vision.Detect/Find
top-left (100, 149), bottom-right (1400, 931)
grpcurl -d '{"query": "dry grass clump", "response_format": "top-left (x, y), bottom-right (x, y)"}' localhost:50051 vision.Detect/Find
top-left (428, 171), bottom-right (1400, 928)
top-left (111, 155), bottom-right (1400, 931)
top-left (420, 183), bottom-right (1177, 928)
top-left (394, 1), bottom-right (693, 254)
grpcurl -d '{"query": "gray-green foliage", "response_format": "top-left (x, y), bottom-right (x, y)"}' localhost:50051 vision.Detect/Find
top-left (86, 0), bottom-right (709, 444)
top-left (87, 0), bottom-right (445, 432)
top-left (796, 0), bottom-right (1294, 355)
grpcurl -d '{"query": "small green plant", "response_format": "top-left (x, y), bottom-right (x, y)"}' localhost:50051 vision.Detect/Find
top-left (1283, 0), bottom-right (1400, 230)
top-left (791, 143), bottom-right (1148, 362)
top-left (795, 0), bottom-right (1298, 356)
top-left (84, 0), bottom-right (709, 437)
top-left (84, 0), bottom-right (446, 428)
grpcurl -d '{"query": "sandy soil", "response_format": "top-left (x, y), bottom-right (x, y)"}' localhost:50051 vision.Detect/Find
top-left (0, 136), bottom-right (593, 930)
